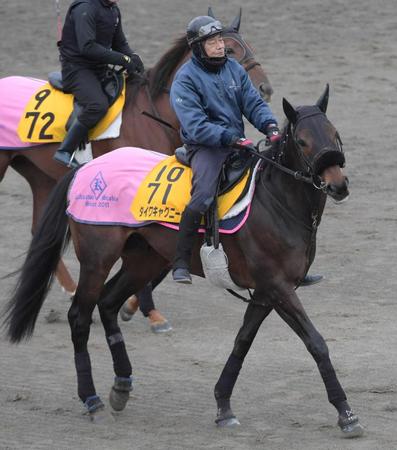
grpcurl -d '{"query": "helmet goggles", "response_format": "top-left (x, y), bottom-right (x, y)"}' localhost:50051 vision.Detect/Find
top-left (197, 20), bottom-right (223, 38)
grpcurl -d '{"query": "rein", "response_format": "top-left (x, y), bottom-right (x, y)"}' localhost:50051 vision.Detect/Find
top-left (243, 143), bottom-right (315, 185)
top-left (132, 74), bottom-right (180, 148)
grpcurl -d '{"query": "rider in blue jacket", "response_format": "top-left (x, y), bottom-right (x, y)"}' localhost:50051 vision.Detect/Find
top-left (170, 15), bottom-right (281, 284)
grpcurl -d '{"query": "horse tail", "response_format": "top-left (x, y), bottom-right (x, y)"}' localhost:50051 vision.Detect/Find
top-left (3, 168), bottom-right (78, 343)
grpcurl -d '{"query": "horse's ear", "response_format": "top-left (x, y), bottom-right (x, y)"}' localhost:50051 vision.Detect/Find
top-left (229, 7), bottom-right (242, 32)
top-left (283, 98), bottom-right (298, 124)
top-left (208, 7), bottom-right (216, 18)
top-left (316, 83), bottom-right (329, 113)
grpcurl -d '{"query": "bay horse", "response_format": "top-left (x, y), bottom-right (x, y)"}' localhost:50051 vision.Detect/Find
top-left (0, 8), bottom-right (271, 295)
top-left (2, 86), bottom-right (363, 437)
top-left (0, 9), bottom-right (272, 326)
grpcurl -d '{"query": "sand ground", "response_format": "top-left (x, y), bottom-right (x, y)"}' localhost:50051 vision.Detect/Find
top-left (0, 1), bottom-right (396, 449)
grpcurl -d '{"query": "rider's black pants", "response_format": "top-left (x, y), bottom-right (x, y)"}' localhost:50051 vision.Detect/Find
top-left (61, 63), bottom-right (110, 129)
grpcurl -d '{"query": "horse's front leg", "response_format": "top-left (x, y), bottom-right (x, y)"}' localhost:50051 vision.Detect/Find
top-left (214, 300), bottom-right (273, 426)
top-left (274, 289), bottom-right (364, 438)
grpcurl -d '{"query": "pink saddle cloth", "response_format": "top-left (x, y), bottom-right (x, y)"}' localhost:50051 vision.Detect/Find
top-left (67, 146), bottom-right (251, 234)
top-left (0, 76), bottom-right (44, 149)
top-left (67, 147), bottom-right (166, 226)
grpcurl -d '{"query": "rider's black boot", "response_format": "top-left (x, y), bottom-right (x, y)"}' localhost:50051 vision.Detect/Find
top-left (172, 207), bottom-right (202, 284)
top-left (53, 119), bottom-right (88, 169)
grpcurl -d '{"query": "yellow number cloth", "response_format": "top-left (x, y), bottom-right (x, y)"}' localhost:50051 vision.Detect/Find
top-left (17, 81), bottom-right (125, 143)
top-left (131, 155), bottom-right (250, 223)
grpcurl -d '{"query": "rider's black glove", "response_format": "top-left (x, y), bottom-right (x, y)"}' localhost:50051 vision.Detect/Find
top-left (122, 53), bottom-right (145, 75)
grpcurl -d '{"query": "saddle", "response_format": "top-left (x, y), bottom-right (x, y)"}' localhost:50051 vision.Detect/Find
top-left (48, 69), bottom-right (124, 130)
top-left (175, 145), bottom-right (258, 246)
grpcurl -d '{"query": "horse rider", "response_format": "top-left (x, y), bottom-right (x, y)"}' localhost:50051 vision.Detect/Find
top-left (170, 15), bottom-right (323, 286)
top-left (53, 0), bottom-right (144, 168)
top-left (169, 15), bottom-right (282, 284)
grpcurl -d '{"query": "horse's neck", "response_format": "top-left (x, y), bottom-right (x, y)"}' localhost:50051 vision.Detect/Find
top-left (117, 83), bottom-right (180, 154)
top-left (259, 144), bottom-right (327, 232)
top-left (118, 51), bottom-right (192, 154)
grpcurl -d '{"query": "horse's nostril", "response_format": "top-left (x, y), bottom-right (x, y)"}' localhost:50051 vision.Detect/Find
top-left (327, 182), bottom-right (349, 202)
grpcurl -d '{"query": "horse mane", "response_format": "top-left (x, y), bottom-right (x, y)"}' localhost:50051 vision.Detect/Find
top-left (124, 35), bottom-right (189, 107)
top-left (148, 35), bottom-right (190, 99)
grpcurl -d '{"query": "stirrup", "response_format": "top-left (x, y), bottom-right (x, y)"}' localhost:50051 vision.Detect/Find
top-left (53, 150), bottom-right (80, 169)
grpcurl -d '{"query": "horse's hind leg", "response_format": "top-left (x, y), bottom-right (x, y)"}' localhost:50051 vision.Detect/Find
top-left (214, 300), bottom-right (273, 426)
top-left (68, 262), bottom-right (114, 418)
top-left (98, 246), bottom-right (170, 412)
top-left (273, 289), bottom-right (364, 437)
top-left (97, 268), bottom-right (136, 412)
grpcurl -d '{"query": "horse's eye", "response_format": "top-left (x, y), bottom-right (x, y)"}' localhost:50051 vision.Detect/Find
top-left (226, 48), bottom-right (234, 55)
top-left (297, 138), bottom-right (306, 147)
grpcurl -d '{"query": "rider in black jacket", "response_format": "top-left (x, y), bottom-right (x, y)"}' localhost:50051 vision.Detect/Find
top-left (54, 0), bottom-right (144, 168)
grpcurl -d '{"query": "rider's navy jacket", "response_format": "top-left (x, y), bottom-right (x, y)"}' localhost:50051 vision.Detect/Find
top-left (170, 55), bottom-right (277, 147)
top-left (60, 0), bottom-right (133, 68)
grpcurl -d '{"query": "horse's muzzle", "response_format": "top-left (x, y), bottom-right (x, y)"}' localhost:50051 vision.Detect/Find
top-left (258, 82), bottom-right (273, 102)
top-left (326, 176), bottom-right (349, 203)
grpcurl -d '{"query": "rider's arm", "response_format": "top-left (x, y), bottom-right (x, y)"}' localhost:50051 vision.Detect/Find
top-left (170, 75), bottom-right (235, 147)
top-left (111, 10), bottom-right (135, 57)
top-left (72, 3), bottom-right (128, 66)
top-left (237, 63), bottom-right (278, 132)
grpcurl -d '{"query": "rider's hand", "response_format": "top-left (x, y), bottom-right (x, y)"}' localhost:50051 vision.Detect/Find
top-left (122, 54), bottom-right (144, 75)
top-left (130, 53), bottom-right (145, 74)
top-left (264, 123), bottom-right (281, 144)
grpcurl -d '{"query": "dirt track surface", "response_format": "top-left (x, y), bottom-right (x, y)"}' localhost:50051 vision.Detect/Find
top-left (1, 1), bottom-right (397, 449)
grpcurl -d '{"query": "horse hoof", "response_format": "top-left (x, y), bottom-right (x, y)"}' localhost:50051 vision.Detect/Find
top-left (215, 406), bottom-right (240, 427)
top-left (83, 395), bottom-right (113, 423)
top-left (61, 286), bottom-right (76, 298)
top-left (120, 297), bottom-right (139, 322)
top-left (109, 377), bottom-right (132, 412)
top-left (150, 320), bottom-right (173, 334)
top-left (215, 416), bottom-right (241, 427)
top-left (120, 307), bottom-right (134, 322)
top-left (109, 388), bottom-right (130, 412)
top-left (88, 409), bottom-right (115, 424)
top-left (45, 309), bottom-right (61, 323)
top-left (338, 415), bottom-right (364, 438)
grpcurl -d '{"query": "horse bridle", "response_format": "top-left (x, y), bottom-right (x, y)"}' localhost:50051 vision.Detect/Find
top-left (282, 110), bottom-right (345, 189)
top-left (252, 110), bottom-right (345, 190)
top-left (223, 31), bottom-right (261, 72)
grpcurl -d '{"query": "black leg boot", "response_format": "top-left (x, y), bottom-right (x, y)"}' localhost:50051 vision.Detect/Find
top-left (172, 207), bottom-right (202, 284)
top-left (53, 119), bottom-right (89, 168)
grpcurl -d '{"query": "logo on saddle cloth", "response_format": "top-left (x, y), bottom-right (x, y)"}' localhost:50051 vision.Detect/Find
top-left (131, 156), bottom-right (250, 224)
top-left (17, 81), bottom-right (126, 143)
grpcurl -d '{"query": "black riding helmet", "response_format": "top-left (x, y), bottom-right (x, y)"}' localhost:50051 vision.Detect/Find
top-left (186, 16), bottom-right (227, 70)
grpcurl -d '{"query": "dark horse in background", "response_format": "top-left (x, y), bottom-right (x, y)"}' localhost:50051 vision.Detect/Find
top-left (0, 8), bottom-right (272, 328)
top-left (3, 86), bottom-right (363, 437)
